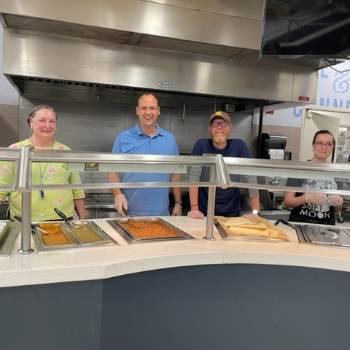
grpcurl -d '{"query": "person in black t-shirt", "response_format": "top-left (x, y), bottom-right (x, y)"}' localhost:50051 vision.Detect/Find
top-left (284, 130), bottom-right (342, 225)
top-left (187, 111), bottom-right (260, 219)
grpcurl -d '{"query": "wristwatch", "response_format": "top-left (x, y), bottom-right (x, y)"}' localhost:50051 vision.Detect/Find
top-left (252, 209), bottom-right (260, 215)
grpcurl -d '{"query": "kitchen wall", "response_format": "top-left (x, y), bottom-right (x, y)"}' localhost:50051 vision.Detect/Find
top-left (0, 21), bottom-right (19, 146)
top-left (19, 97), bottom-right (255, 154)
top-left (254, 60), bottom-right (350, 161)
top-left (252, 102), bottom-right (303, 160)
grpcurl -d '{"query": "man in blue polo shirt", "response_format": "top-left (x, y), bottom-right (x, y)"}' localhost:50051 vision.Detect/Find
top-left (187, 111), bottom-right (260, 218)
top-left (109, 93), bottom-right (182, 216)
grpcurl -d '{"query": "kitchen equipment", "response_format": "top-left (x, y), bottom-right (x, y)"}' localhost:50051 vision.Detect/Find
top-left (32, 221), bottom-right (117, 251)
top-left (0, 221), bottom-right (11, 247)
top-left (0, 220), bottom-right (21, 257)
top-left (215, 216), bottom-right (289, 242)
top-left (108, 217), bottom-right (193, 243)
top-left (85, 204), bottom-right (120, 219)
top-left (36, 222), bottom-right (76, 247)
top-left (258, 133), bottom-right (288, 160)
top-left (295, 224), bottom-right (350, 248)
top-left (67, 221), bottom-right (115, 245)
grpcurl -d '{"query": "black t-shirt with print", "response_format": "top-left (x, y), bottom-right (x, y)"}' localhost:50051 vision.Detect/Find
top-left (287, 178), bottom-right (335, 225)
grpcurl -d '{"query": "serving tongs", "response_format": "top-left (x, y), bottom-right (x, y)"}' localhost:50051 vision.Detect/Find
top-left (54, 208), bottom-right (79, 228)
top-left (274, 218), bottom-right (295, 230)
top-left (13, 215), bottom-right (48, 234)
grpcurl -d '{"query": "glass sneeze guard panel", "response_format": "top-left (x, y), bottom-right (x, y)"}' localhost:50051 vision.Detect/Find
top-left (28, 151), bottom-right (226, 191)
top-left (224, 157), bottom-right (350, 196)
top-left (0, 148), bottom-right (20, 192)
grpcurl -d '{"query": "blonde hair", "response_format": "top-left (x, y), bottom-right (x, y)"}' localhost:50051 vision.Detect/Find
top-left (27, 105), bottom-right (57, 126)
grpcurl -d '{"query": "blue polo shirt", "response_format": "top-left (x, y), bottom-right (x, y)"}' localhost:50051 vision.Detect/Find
top-left (192, 138), bottom-right (251, 217)
top-left (112, 124), bottom-right (179, 216)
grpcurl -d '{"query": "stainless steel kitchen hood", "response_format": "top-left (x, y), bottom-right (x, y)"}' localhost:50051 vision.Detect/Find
top-left (0, 0), bottom-right (320, 103)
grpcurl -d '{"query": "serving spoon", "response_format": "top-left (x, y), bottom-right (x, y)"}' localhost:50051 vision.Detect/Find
top-left (14, 215), bottom-right (48, 234)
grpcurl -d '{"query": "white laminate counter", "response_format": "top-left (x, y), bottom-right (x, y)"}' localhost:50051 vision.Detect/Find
top-left (1, 217), bottom-right (350, 287)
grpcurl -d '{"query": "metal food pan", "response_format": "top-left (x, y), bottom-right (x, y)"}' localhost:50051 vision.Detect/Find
top-left (0, 221), bottom-right (10, 246)
top-left (33, 220), bottom-right (117, 251)
top-left (296, 224), bottom-right (350, 248)
top-left (33, 222), bottom-right (79, 251)
top-left (108, 217), bottom-right (193, 243)
top-left (0, 221), bottom-right (20, 257)
top-left (215, 221), bottom-right (269, 242)
top-left (67, 221), bottom-right (116, 245)
top-left (215, 219), bottom-right (287, 242)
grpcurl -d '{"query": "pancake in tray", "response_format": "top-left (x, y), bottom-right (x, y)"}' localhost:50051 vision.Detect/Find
top-left (215, 216), bottom-right (289, 241)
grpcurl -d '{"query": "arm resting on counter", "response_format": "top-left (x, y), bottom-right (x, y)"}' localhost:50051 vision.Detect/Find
top-left (187, 187), bottom-right (204, 219)
top-left (74, 198), bottom-right (86, 219)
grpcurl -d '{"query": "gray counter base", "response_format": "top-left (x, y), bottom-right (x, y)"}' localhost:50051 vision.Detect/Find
top-left (1, 264), bottom-right (349, 350)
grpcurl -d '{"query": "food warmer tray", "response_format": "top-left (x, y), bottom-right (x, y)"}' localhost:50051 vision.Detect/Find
top-left (295, 224), bottom-right (350, 248)
top-left (215, 218), bottom-right (289, 242)
top-left (0, 220), bottom-right (20, 257)
top-left (107, 217), bottom-right (194, 243)
top-left (32, 220), bottom-right (117, 252)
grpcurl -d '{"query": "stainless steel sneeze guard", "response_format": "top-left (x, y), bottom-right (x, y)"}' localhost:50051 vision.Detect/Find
top-left (0, 221), bottom-right (21, 257)
top-left (10, 149), bottom-right (228, 252)
top-left (0, 149), bottom-right (22, 256)
top-left (0, 147), bottom-right (20, 192)
top-left (3, 147), bottom-right (350, 253)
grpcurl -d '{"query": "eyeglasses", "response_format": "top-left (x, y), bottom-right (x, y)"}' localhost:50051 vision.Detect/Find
top-left (211, 120), bottom-right (230, 128)
top-left (315, 141), bottom-right (333, 148)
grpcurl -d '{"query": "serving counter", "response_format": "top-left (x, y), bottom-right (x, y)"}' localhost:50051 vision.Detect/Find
top-left (1, 217), bottom-right (350, 350)
top-left (1, 149), bottom-right (350, 350)
top-left (2, 215), bottom-right (350, 284)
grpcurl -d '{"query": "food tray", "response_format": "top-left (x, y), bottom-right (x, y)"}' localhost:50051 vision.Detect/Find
top-left (69, 221), bottom-right (114, 245)
top-left (215, 217), bottom-right (289, 242)
top-left (33, 220), bottom-right (116, 251)
top-left (0, 221), bottom-right (10, 246)
top-left (0, 220), bottom-right (20, 257)
top-left (295, 224), bottom-right (350, 248)
top-left (33, 222), bottom-right (78, 250)
top-left (108, 217), bottom-right (193, 243)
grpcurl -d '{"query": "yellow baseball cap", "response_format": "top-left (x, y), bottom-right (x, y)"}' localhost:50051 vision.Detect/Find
top-left (209, 111), bottom-right (231, 124)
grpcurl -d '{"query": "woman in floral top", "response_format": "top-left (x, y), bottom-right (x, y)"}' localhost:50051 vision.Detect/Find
top-left (0, 105), bottom-right (85, 221)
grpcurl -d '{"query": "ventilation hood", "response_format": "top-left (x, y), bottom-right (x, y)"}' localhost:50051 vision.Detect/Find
top-left (0, 0), bottom-right (320, 103)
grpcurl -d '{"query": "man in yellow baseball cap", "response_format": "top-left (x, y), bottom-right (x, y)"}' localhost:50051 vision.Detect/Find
top-left (188, 111), bottom-right (260, 218)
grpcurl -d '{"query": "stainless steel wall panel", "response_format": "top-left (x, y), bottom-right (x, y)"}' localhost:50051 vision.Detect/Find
top-left (19, 98), bottom-right (127, 152)
top-left (0, 0), bottom-right (262, 50)
top-left (18, 97), bottom-right (253, 154)
top-left (171, 110), bottom-right (212, 153)
top-left (292, 67), bottom-right (319, 102)
top-left (3, 30), bottom-right (317, 103)
top-left (146, 0), bottom-right (264, 20)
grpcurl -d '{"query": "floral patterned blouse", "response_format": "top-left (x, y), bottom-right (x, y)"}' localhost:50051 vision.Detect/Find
top-left (0, 139), bottom-right (85, 221)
